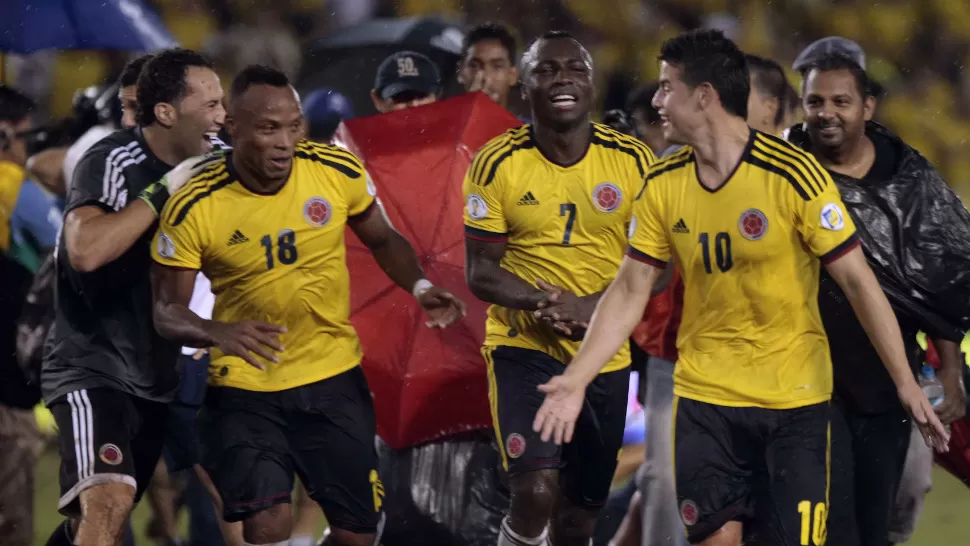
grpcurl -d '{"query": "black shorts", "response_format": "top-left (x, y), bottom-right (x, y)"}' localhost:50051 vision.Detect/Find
top-left (49, 387), bottom-right (168, 517)
top-left (199, 366), bottom-right (382, 533)
top-left (484, 345), bottom-right (629, 508)
top-left (673, 397), bottom-right (830, 545)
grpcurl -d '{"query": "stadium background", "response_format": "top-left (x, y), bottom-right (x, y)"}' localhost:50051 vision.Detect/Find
top-left (3, 0), bottom-right (970, 543)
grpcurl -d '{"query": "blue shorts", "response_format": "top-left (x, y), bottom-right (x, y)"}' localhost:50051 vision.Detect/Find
top-left (163, 353), bottom-right (209, 472)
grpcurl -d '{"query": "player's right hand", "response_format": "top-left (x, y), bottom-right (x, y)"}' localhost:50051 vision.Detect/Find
top-left (533, 373), bottom-right (586, 445)
top-left (205, 320), bottom-right (287, 370)
top-left (898, 381), bottom-right (951, 453)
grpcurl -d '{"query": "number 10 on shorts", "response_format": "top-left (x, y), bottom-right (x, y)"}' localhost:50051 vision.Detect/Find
top-left (797, 500), bottom-right (826, 545)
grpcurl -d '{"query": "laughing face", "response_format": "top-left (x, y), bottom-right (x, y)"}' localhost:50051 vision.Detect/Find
top-left (172, 66), bottom-right (226, 157)
top-left (802, 67), bottom-right (873, 152)
top-left (522, 37), bottom-right (594, 129)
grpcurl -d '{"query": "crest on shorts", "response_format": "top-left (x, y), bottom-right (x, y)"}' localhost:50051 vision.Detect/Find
top-left (680, 499), bottom-right (699, 526)
top-left (303, 197), bottom-right (332, 228)
top-left (506, 433), bottom-right (526, 459)
top-left (99, 443), bottom-right (123, 466)
top-left (738, 208), bottom-right (768, 241)
top-left (592, 182), bottom-right (622, 213)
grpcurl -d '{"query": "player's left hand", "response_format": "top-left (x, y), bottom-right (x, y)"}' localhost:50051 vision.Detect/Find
top-left (533, 373), bottom-right (586, 445)
top-left (534, 279), bottom-right (596, 326)
top-left (898, 381), bottom-right (951, 453)
top-left (418, 286), bottom-right (467, 328)
top-left (937, 366), bottom-right (967, 425)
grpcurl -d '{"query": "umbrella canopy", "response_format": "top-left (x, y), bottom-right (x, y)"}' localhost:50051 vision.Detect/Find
top-left (337, 92), bottom-right (523, 449)
top-left (0, 0), bottom-right (176, 54)
top-left (298, 16), bottom-right (466, 118)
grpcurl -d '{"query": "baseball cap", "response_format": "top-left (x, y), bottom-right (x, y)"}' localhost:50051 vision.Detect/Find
top-left (793, 36), bottom-right (866, 73)
top-left (374, 51), bottom-right (441, 100)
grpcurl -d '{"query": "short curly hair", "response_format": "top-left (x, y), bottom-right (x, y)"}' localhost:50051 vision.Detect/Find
top-left (135, 48), bottom-right (214, 126)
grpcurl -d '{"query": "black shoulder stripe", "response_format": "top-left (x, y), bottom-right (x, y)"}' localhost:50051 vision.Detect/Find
top-left (164, 163), bottom-right (228, 225)
top-left (755, 133), bottom-right (828, 191)
top-left (745, 155), bottom-right (811, 201)
top-left (591, 129), bottom-right (649, 177)
top-left (472, 131), bottom-right (531, 186)
top-left (302, 141), bottom-right (363, 168)
top-left (171, 174), bottom-right (236, 226)
top-left (636, 155), bottom-right (693, 200)
top-left (294, 150), bottom-right (361, 178)
top-left (750, 145), bottom-right (819, 198)
top-left (472, 126), bottom-right (530, 183)
top-left (482, 139), bottom-right (535, 186)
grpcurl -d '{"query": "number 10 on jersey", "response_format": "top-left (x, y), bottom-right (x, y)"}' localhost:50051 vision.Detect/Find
top-left (261, 229), bottom-right (298, 269)
top-left (698, 232), bottom-right (733, 273)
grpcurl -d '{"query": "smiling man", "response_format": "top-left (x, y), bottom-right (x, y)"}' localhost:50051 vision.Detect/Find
top-left (462, 30), bottom-right (656, 546)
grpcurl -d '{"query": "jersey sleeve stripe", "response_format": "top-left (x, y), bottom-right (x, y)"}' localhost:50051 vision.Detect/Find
top-left (464, 225), bottom-right (508, 242)
top-left (752, 140), bottom-right (823, 195)
top-left (591, 130), bottom-right (648, 177)
top-left (170, 174), bottom-right (235, 226)
top-left (301, 141), bottom-right (365, 172)
top-left (819, 233), bottom-right (860, 264)
top-left (471, 129), bottom-right (531, 186)
top-left (748, 150), bottom-right (813, 200)
top-left (163, 164), bottom-right (228, 225)
top-left (753, 136), bottom-right (827, 194)
top-left (626, 246), bottom-right (667, 268)
top-left (348, 200), bottom-right (377, 221)
top-left (294, 150), bottom-right (362, 179)
top-left (469, 137), bottom-right (510, 184)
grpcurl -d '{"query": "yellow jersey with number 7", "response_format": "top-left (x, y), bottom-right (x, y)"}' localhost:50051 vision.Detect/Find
top-left (151, 141), bottom-right (377, 392)
top-left (628, 130), bottom-right (859, 409)
top-left (463, 123), bottom-right (657, 372)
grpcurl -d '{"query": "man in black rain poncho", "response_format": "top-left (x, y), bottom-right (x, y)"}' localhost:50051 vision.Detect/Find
top-left (788, 51), bottom-right (970, 546)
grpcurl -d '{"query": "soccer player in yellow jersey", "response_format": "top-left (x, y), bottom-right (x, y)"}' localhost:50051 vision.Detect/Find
top-left (463, 31), bottom-right (657, 546)
top-left (149, 65), bottom-right (466, 546)
top-left (532, 30), bottom-right (949, 546)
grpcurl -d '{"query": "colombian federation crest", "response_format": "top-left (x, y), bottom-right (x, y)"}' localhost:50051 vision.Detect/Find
top-left (304, 197), bottom-right (332, 228)
top-left (506, 433), bottom-right (526, 459)
top-left (99, 443), bottom-right (123, 466)
top-left (592, 182), bottom-right (622, 213)
top-left (680, 499), bottom-right (699, 526)
top-left (738, 209), bottom-right (768, 241)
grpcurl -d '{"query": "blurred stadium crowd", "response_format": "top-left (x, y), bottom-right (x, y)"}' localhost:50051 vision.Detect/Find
top-left (4, 0), bottom-right (970, 197)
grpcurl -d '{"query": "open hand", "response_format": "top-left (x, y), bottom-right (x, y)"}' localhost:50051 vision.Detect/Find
top-left (205, 320), bottom-right (286, 370)
top-left (533, 373), bottom-right (586, 445)
top-left (418, 286), bottom-right (467, 328)
top-left (898, 381), bottom-right (951, 453)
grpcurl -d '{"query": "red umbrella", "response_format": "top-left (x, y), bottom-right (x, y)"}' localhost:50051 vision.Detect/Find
top-left (336, 93), bottom-right (523, 449)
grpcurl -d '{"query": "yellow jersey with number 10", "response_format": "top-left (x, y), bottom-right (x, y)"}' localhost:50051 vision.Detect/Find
top-left (463, 123), bottom-right (657, 372)
top-left (628, 131), bottom-right (859, 409)
top-left (151, 141), bottom-right (377, 393)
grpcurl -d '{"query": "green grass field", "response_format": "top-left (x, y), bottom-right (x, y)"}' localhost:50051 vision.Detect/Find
top-left (31, 447), bottom-right (970, 545)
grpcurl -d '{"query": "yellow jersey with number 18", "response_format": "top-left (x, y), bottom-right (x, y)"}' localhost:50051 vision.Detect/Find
top-left (151, 141), bottom-right (377, 393)
top-left (628, 130), bottom-right (859, 409)
top-left (463, 123), bottom-right (657, 372)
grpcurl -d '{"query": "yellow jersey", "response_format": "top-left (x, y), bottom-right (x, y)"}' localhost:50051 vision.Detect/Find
top-left (151, 141), bottom-right (377, 392)
top-left (0, 160), bottom-right (26, 251)
top-left (628, 131), bottom-right (859, 409)
top-left (463, 123), bottom-right (657, 372)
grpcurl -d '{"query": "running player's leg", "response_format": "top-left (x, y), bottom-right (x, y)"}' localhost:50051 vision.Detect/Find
top-left (487, 346), bottom-right (567, 545)
top-left (198, 387), bottom-right (295, 544)
top-left (555, 366), bottom-right (629, 545)
top-left (195, 464), bottom-right (245, 546)
top-left (48, 389), bottom-right (145, 546)
top-left (673, 398), bottom-right (757, 546)
top-left (753, 402), bottom-right (830, 546)
top-left (286, 367), bottom-right (382, 546)
top-left (291, 480), bottom-right (324, 546)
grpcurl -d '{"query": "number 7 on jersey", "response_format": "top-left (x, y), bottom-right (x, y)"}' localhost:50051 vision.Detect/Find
top-left (560, 203), bottom-right (577, 245)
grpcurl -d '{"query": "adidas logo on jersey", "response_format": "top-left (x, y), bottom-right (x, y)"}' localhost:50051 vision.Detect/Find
top-left (517, 191), bottom-right (539, 206)
top-left (672, 219), bottom-right (690, 233)
top-left (227, 230), bottom-right (249, 246)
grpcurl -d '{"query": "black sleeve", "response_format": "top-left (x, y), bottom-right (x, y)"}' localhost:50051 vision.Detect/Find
top-left (65, 147), bottom-right (118, 214)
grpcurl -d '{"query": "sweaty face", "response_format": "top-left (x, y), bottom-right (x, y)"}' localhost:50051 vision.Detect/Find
top-left (228, 84), bottom-right (304, 183)
top-left (523, 38), bottom-right (594, 128)
top-left (172, 66), bottom-right (226, 156)
top-left (459, 39), bottom-right (517, 106)
top-left (652, 62), bottom-right (701, 145)
top-left (118, 85), bottom-right (138, 129)
top-left (803, 68), bottom-right (872, 151)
